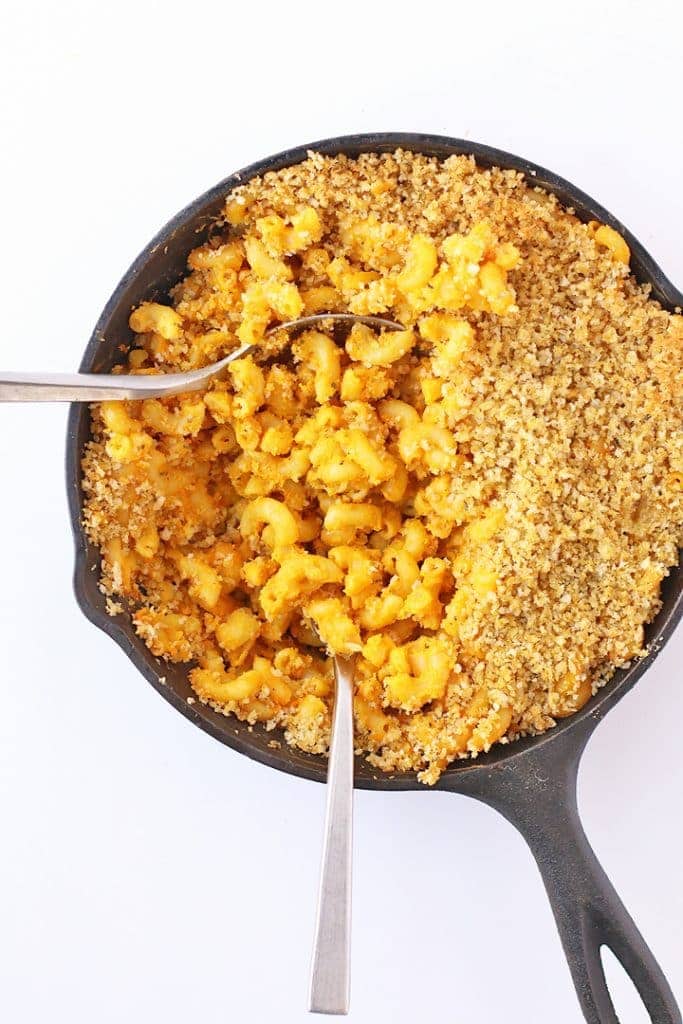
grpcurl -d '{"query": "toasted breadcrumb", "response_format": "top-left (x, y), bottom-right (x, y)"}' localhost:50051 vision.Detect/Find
top-left (82, 151), bottom-right (683, 784)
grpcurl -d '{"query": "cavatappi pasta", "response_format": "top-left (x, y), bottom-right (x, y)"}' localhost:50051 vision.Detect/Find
top-left (82, 151), bottom-right (683, 784)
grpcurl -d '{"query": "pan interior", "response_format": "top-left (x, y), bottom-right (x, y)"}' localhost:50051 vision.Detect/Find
top-left (67, 133), bottom-right (683, 791)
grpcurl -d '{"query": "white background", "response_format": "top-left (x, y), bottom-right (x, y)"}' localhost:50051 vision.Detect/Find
top-left (0, 2), bottom-right (681, 1022)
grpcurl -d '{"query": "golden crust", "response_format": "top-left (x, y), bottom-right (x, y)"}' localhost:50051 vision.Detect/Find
top-left (82, 150), bottom-right (683, 784)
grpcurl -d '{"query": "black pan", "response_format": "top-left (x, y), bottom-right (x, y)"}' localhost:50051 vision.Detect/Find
top-left (65, 133), bottom-right (683, 1024)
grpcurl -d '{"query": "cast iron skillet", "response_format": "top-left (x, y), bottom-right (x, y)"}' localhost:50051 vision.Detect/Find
top-left (65, 133), bottom-right (683, 1024)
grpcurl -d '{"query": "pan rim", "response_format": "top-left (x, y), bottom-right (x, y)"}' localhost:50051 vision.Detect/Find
top-left (66, 131), bottom-right (683, 791)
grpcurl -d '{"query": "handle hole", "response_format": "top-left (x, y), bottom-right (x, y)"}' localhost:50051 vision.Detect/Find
top-left (600, 946), bottom-right (651, 1024)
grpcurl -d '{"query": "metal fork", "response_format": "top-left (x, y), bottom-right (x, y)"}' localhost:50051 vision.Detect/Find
top-left (309, 654), bottom-right (355, 1016)
top-left (0, 310), bottom-right (400, 1014)
top-left (0, 313), bottom-right (400, 402)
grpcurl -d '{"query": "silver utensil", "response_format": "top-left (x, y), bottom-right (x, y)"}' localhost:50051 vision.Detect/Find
top-left (309, 655), bottom-right (355, 1016)
top-left (0, 314), bottom-right (401, 402)
top-left (1, 309), bottom-right (390, 1011)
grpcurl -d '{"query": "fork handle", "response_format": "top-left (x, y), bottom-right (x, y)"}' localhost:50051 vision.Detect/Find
top-left (0, 319), bottom-right (400, 403)
top-left (0, 370), bottom-right (175, 402)
top-left (308, 656), bottom-right (355, 1015)
top-left (0, 347), bottom-right (256, 403)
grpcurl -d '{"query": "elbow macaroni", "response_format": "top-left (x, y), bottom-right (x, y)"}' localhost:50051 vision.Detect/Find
top-left (86, 202), bottom-right (522, 784)
top-left (83, 152), bottom-right (680, 786)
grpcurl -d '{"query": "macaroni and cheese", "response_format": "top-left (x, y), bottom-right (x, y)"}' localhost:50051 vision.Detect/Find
top-left (82, 151), bottom-right (683, 783)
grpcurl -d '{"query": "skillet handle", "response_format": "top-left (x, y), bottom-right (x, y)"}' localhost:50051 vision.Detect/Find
top-left (461, 725), bottom-right (681, 1024)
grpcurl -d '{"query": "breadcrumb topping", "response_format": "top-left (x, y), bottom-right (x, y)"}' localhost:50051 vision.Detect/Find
top-left (82, 151), bottom-right (683, 784)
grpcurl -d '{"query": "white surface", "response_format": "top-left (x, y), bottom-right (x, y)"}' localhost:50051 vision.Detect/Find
top-left (0, 1), bottom-right (681, 1022)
